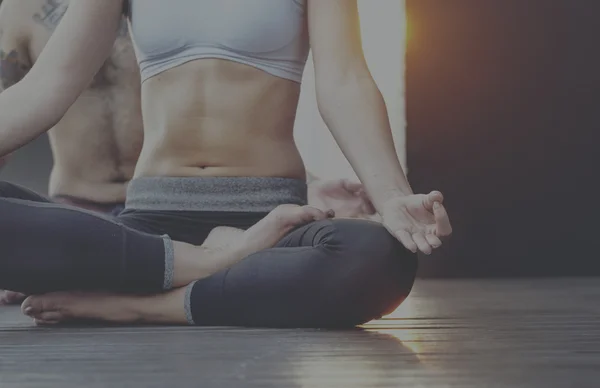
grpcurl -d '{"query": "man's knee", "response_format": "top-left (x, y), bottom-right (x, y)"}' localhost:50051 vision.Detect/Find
top-left (0, 181), bottom-right (23, 199)
top-left (0, 181), bottom-right (47, 202)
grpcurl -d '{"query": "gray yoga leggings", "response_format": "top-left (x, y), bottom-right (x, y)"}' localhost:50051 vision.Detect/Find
top-left (0, 177), bottom-right (417, 328)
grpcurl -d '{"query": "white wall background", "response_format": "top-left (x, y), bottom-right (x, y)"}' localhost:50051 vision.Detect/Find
top-left (294, 0), bottom-right (406, 181)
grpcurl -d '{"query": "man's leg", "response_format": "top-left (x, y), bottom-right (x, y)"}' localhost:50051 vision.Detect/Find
top-left (0, 182), bottom-right (53, 304)
top-left (0, 181), bottom-right (53, 202)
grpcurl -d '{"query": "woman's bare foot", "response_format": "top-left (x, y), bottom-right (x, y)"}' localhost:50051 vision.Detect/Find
top-left (21, 292), bottom-right (137, 325)
top-left (0, 290), bottom-right (26, 305)
top-left (234, 204), bottom-right (334, 256)
top-left (22, 288), bottom-right (189, 326)
top-left (202, 205), bottom-right (333, 254)
top-left (203, 226), bottom-right (245, 250)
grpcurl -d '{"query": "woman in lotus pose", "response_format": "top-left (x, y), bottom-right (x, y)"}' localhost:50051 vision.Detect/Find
top-left (0, 0), bottom-right (451, 327)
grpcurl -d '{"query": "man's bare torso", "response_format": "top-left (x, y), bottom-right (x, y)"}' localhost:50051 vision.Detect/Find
top-left (1, 0), bottom-right (142, 206)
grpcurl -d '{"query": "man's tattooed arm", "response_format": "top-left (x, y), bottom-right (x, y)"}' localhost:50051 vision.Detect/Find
top-left (33, 0), bottom-right (128, 37)
top-left (0, 27), bottom-right (31, 165)
top-left (0, 48), bottom-right (30, 89)
top-left (0, 0), bottom-right (32, 90)
top-left (32, 0), bottom-right (67, 31)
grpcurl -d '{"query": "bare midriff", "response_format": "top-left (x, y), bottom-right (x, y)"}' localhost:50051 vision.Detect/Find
top-left (133, 59), bottom-right (306, 180)
top-left (42, 31), bottom-right (143, 205)
top-left (47, 81), bottom-right (143, 204)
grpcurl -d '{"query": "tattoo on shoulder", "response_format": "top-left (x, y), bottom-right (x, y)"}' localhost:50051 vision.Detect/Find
top-left (0, 49), bottom-right (30, 89)
top-left (33, 0), bottom-right (68, 31)
top-left (32, 0), bottom-right (129, 37)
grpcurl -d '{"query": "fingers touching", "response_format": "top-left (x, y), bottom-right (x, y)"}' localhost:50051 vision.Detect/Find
top-left (389, 197), bottom-right (451, 254)
top-left (422, 190), bottom-right (444, 210)
top-left (433, 201), bottom-right (452, 237)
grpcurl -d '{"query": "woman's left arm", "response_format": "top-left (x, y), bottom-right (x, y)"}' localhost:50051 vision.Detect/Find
top-left (308, 0), bottom-right (452, 253)
top-left (308, 0), bottom-right (411, 208)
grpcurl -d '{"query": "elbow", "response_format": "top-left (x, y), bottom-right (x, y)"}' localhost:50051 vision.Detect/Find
top-left (0, 76), bottom-right (65, 155)
top-left (25, 74), bottom-right (74, 128)
top-left (314, 77), bottom-right (349, 121)
top-left (315, 72), bottom-right (379, 121)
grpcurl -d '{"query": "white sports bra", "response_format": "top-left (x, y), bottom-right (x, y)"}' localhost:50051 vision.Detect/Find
top-left (127, 0), bottom-right (310, 83)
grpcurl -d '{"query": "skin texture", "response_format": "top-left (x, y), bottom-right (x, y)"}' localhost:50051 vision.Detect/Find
top-left (0, 0), bottom-right (373, 211)
top-left (0, 0), bottom-right (382, 307)
top-left (0, 0), bottom-right (141, 304)
top-left (0, 0), bottom-right (451, 253)
top-left (0, 0), bottom-right (452, 322)
top-left (0, 0), bottom-right (142, 205)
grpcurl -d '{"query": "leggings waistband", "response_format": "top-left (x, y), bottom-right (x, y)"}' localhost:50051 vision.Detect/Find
top-left (52, 195), bottom-right (125, 215)
top-left (125, 176), bottom-right (307, 212)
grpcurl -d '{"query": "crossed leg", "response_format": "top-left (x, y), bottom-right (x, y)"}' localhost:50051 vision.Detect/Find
top-left (23, 226), bottom-right (248, 325)
top-left (23, 218), bottom-right (416, 328)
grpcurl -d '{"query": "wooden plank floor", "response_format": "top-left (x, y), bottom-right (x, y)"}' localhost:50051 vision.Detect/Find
top-left (1, 278), bottom-right (599, 388)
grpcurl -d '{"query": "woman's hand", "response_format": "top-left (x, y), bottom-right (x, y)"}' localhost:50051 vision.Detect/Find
top-left (380, 191), bottom-right (452, 254)
top-left (308, 178), bottom-right (376, 219)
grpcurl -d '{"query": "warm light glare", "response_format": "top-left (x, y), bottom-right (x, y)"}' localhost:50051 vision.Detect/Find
top-left (405, 10), bottom-right (413, 49)
top-left (363, 296), bottom-right (436, 367)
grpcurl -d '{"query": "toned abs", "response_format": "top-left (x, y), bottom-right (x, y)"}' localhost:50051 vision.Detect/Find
top-left (135, 60), bottom-right (306, 180)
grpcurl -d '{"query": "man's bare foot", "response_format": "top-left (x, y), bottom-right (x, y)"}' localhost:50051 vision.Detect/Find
top-left (235, 204), bottom-right (334, 256)
top-left (0, 290), bottom-right (26, 305)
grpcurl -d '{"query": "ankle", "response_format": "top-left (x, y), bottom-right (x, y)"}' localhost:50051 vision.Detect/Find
top-left (172, 241), bottom-right (203, 287)
top-left (133, 288), bottom-right (190, 325)
top-left (173, 241), bottom-right (249, 285)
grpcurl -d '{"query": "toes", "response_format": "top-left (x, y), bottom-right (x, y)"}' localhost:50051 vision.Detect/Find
top-left (34, 311), bottom-right (64, 324)
top-left (1, 291), bottom-right (26, 305)
top-left (300, 205), bottom-right (331, 222)
top-left (34, 318), bottom-right (60, 326)
top-left (21, 296), bottom-right (42, 317)
top-left (22, 296), bottom-right (68, 324)
top-left (22, 295), bottom-right (66, 320)
top-left (272, 204), bottom-right (331, 226)
top-left (0, 292), bottom-right (8, 306)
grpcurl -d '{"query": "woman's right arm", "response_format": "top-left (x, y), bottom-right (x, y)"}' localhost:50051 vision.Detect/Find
top-left (0, 0), bottom-right (124, 157)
